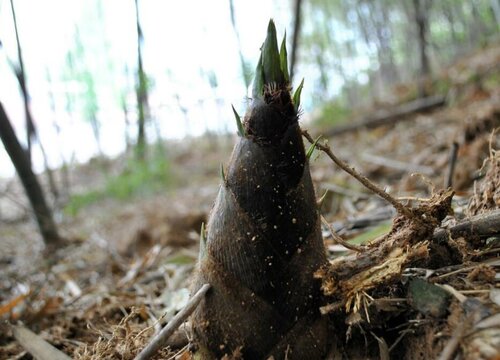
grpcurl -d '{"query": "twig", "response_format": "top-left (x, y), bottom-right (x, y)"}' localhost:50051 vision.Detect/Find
top-left (362, 153), bottom-right (434, 176)
top-left (434, 257), bottom-right (499, 280)
top-left (320, 182), bottom-right (369, 199)
top-left (439, 284), bottom-right (467, 303)
top-left (330, 206), bottom-right (395, 234)
top-left (437, 313), bottom-right (472, 360)
top-left (433, 209), bottom-right (500, 243)
top-left (472, 247), bottom-right (500, 257)
top-left (445, 141), bottom-right (459, 188)
top-left (459, 289), bottom-right (491, 295)
top-left (388, 328), bottom-right (414, 353)
top-left (134, 283), bottom-right (211, 360)
top-left (166, 344), bottom-right (190, 360)
top-left (324, 95), bottom-right (445, 136)
top-left (11, 324), bottom-right (71, 360)
top-left (302, 130), bottom-right (413, 219)
top-left (321, 215), bottom-right (363, 252)
top-left (397, 196), bottom-right (431, 202)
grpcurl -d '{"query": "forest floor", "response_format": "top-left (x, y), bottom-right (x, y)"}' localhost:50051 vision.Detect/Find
top-left (0, 44), bottom-right (499, 359)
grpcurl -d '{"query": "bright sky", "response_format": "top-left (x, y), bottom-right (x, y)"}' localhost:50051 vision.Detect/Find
top-left (0, 0), bottom-right (300, 178)
top-left (0, 0), bottom-right (373, 180)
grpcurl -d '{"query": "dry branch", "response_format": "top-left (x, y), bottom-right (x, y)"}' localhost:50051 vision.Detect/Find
top-left (433, 209), bottom-right (500, 242)
top-left (134, 283), bottom-right (210, 360)
top-left (445, 141), bottom-right (459, 188)
top-left (11, 324), bottom-right (71, 360)
top-left (302, 130), bottom-right (414, 218)
top-left (362, 153), bottom-right (435, 175)
top-left (324, 95), bottom-right (446, 136)
top-left (329, 206), bottom-right (395, 233)
top-left (321, 215), bottom-right (363, 252)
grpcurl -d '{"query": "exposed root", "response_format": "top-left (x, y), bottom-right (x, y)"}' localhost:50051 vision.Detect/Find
top-left (467, 130), bottom-right (499, 216)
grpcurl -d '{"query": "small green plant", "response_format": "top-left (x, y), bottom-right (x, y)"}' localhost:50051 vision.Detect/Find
top-left (107, 156), bottom-right (170, 199)
top-left (64, 155), bottom-right (171, 216)
top-left (64, 190), bottom-right (102, 216)
top-left (433, 77), bottom-right (452, 96)
top-left (315, 100), bottom-right (351, 128)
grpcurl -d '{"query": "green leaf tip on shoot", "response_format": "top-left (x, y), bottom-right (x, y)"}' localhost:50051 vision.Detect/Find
top-left (252, 53), bottom-right (264, 99)
top-left (200, 222), bottom-right (206, 244)
top-left (280, 31), bottom-right (289, 82)
top-left (199, 222), bottom-right (206, 261)
top-left (317, 189), bottom-right (329, 208)
top-left (306, 135), bottom-right (322, 160)
top-left (262, 19), bottom-right (284, 86)
top-left (220, 163), bottom-right (226, 183)
top-left (252, 19), bottom-right (291, 99)
top-left (231, 104), bottom-right (246, 137)
top-left (293, 78), bottom-right (304, 111)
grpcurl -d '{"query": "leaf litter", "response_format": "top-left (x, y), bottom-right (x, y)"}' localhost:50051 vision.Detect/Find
top-left (0, 45), bottom-right (499, 359)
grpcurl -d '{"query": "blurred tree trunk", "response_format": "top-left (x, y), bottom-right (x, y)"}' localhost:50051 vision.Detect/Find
top-left (290, 0), bottom-right (303, 82)
top-left (355, 0), bottom-right (399, 91)
top-left (134, 0), bottom-right (149, 160)
top-left (454, 2), bottom-right (470, 49)
top-left (315, 51), bottom-right (329, 101)
top-left (121, 95), bottom-right (131, 151)
top-left (10, 0), bottom-right (60, 206)
top-left (413, 0), bottom-right (431, 97)
top-left (469, 1), bottom-right (484, 45)
top-left (375, 2), bottom-right (398, 84)
top-left (89, 112), bottom-right (103, 155)
top-left (354, 2), bottom-right (379, 103)
top-left (491, 0), bottom-right (500, 30)
top-left (440, 1), bottom-right (460, 53)
top-left (121, 65), bottom-right (132, 151)
top-left (0, 103), bottom-right (61, 246)
top-left (400, 0), bottom-right (419, 80)
top-left (10, 0), bottom-right (34, 164)
top-left (12, 65), bottom-right (60, 207)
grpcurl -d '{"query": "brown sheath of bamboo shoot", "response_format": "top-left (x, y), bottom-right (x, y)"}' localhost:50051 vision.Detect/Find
top-left (191, 23), bottom-right (329, 358)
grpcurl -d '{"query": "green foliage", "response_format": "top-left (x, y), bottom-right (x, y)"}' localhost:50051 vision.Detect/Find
top-left (252, 19), bottom-right (294, 99)
top-left (81, 71), bottom-right (99, 122)
top-left (206, 70), bottom-right (218, 89)
top-left (165, 252), bottom-right (197, 265)
top-left (314, 99), bottom-right (351, 128)
top-left (262, 20), bottom-right (284, 86)
top-left (293, 78), bottom-right (304, 111)
top-left (63, 190), bottom-right (102, 217)
top-left (349, 222), bottom-right (392, 245)
top-left (61, 16), bottom-right (121, 154)
top-left (64, 154), bottom-right (171, 216)
top-left (63, 28), bottom-right (99, 128)
top-left (231, 105), bottom-right (245, 137)
top-left (483, 70), bottom-right (500, 90)
top-left (109, 156), bottom-right (170, 198)
top-left (433, 78), bottom-right (452, 96)
top-left (279, 32), bottom-right (289, 83)
top-left (252, 54), bottom-right (264, 99)
top-left (241, 58), bottom-right (254, 89)
top-left (306, 135), bottom-right (322, 160)
top-left (301, 0), bottom-right (499, 111)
